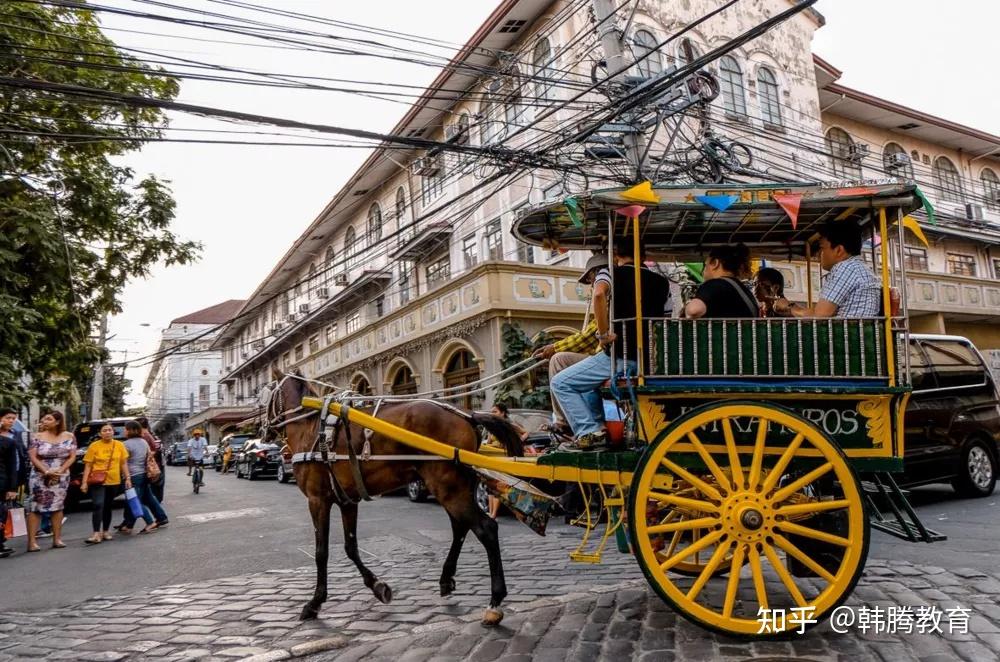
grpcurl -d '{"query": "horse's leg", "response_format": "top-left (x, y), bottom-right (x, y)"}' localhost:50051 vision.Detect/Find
top-left (340, 502), bottom-right (393, 604)
top-left (439, 512), bottom-right (469, 597)
top-left (441, 484), bottom-right (507, 626)
top-left (301, 494), bottom-right (332, 620)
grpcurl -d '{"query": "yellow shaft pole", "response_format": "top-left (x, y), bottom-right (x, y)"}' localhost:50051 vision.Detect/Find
top-left (878, 208), bottom-right (896, 386)
top-left (300, 397), bottom-right (634, 486)
top-left (632, 214), bottom-right (644, 386)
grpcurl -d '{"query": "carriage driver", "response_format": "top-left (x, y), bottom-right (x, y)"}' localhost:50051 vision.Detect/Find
top-left (550, 238), bottom-right (669, 452)
top-left (773, 219), bottom-right (880, 318)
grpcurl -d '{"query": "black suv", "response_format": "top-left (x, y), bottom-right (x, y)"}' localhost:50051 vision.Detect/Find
top-left (901, 335), bottom-right (1000, 497)
top-left (68, 417), bottom-right (135, 507)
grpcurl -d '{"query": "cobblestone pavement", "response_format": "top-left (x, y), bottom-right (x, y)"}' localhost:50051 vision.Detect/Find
top-left (2, 522), bottom-right (1000, 661)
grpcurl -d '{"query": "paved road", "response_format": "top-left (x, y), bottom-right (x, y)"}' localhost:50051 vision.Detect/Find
top-left (1, 465), bottom-right (998, 661)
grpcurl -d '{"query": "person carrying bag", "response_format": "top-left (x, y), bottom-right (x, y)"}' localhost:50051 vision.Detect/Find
top-left (81, 424), bottom-right (130, 545)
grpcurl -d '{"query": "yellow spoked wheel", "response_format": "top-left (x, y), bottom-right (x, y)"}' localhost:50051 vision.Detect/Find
top-left (629, 401), bottom-right (869, 638)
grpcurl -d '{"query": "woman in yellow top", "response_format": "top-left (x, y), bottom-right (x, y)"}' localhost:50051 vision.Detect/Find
top-left (80, 424), bottom-right (131, 545)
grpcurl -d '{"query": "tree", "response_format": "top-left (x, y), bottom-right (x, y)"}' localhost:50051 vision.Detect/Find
top-left (78, 364), bottom-right (130, 419)
top-left (493, 322), bottom-right (552, 411)
top-left (0, 3), bottom-right (200, 404)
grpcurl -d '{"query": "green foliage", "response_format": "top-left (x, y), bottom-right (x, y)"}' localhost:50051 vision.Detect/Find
top-left (494, 322), bottom-right (552, 411)
top-left (0, 3), bottom-right (200, 403)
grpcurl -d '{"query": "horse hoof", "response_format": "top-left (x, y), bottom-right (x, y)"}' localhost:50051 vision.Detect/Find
top-left (481, 606), bottom-right (504, 627)
top-left (440, 579), bottom-right (456, 597)
top-left (373, 581), bottom-right (393, 604)
top-left (299, 605), bottom-right (319, 621)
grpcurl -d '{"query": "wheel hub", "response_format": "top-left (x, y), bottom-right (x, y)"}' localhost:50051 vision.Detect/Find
top-left (740, 508), bottom-right (764, 530)
top-left (721, 492), bottom-right (773, 543)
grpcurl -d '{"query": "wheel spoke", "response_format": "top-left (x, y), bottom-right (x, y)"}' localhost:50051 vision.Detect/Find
top-left (760, 433), bottom-right (805, 495)
top-left (659, 529), bottom-right (724, 571)
top-left (776, 521), bottom-right (851, 548)
top-left (772, 533), bottom-right (836, 583)
top-left (748, 545), bottom-right (768, 611)
top-left (748, 418), bottom-right (768, 491)
top-left (660, 457), bottom-right (723, 501)
top-left (722, 543), bottom-right (747, 618)
top-left (763, 541), bottom-right (807, 607)
top-left (772, 462), bottom-right (833, 504)
top-left (686, 539), bottom-right (733, 601)
top-left (647, 516), bottom-right (719, 535)
top-left (686, 431), bottom-right (732, 494)
top-left (648, 491), bottom-right (720, 513)
top-left (774, 499), bottom-right (851, 517)
top-left (723, 419), bottom-right (744, 491)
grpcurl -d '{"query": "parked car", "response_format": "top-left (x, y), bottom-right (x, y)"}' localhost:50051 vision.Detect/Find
top-left (277, 446), bottom-right (295, 483)
top-left (165, 441), bottom-right (188, 466)
top-left (67, 417), bottom-right (134, 508)
top-left (212, 433), bottom-right (253, 472)
top-left (901, 334), bottom-right (1000, 497)
top-left (234, 439), bottom-right (282, 480)
top-left (205, 443), bottom-right (219, 467)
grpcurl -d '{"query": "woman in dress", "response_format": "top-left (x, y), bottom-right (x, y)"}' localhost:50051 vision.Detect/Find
top-left (80, 424), bottom-right (130, 545)
top-left (26, 411), bottom-right (76, 552)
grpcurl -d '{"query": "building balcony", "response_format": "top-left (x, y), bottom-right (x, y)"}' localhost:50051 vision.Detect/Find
top-left (391, 221), bottom-right (452, 261)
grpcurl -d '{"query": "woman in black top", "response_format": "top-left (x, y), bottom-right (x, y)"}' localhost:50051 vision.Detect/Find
top-left (684, 244), bottom-right (759, 319)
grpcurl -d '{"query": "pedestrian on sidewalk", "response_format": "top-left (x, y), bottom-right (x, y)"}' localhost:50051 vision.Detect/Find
top-left (137, 417), bottom-right (166, 506)
top-left (0, 408), bottom-right (22, 558)
top-left (117, 422), bottom-right (166, 535)
top-left (26, 411), bottom-right (75, 551)
top-left (80, 424), bottom-right (130, 545)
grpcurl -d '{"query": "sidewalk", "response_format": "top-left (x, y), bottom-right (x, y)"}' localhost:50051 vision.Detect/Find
top-left (0, 525), bottom-right (998, 661)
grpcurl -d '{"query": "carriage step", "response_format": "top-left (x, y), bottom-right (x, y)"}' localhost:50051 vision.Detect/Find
top-left (870, 518), bottom-right (947, 543)
top-left (570, 551), bottom-right (603, 564)
top-left (860, 471), bottom-right (947, 544)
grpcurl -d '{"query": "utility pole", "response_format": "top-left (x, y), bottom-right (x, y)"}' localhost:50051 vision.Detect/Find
top-left (91, 313), bottom-right (108, 419)
top-left (591, 0), bottom-right (646, 181)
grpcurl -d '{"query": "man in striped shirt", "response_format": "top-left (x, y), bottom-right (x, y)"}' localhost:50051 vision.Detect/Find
top-left (532, 254), bottom-right (605, 434)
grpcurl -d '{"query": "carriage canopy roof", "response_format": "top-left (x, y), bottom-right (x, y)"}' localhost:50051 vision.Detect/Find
top-left (512, 182), bottom-right (923, 258)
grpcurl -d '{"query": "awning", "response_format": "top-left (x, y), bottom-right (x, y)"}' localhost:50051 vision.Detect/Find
top-left (391, 222), bottom-right (453, 261)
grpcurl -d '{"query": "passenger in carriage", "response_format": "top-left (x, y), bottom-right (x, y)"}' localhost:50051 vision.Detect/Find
top-left (754, 267), bottom-right (785, 318)
top-left (549, 238), bottom-right (668, 452)
top-left (683, 244), bottom-right (759, 319)
top-left (772, 219), bottom-right (880, 318)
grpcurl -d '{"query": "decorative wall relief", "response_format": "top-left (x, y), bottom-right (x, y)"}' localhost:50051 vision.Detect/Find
top-left (463, 283), bottom-right (481, 308)
top-left (442, 293), bottom-right (460, 318)
top-left (513, 275), bottom-right (555, 302)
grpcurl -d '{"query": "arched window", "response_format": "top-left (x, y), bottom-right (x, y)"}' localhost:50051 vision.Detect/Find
top-left (676, 38), bottom-right (700, 68)
top-left (367, 203), bottom-right (382, 245)
top-left (532, 38), bottom-right (554, 102)
top-left (825, 127), bottom-right (862, 180)
top-left (882, 142), bottom-right (913, 181)
top-left (504, 66), bottom-right (521, 127)
top-left (390, 365), bottom-right (417, 395)
top-left (718, 55), bottom-right (746, 115)
top-left (443, 349), bottom-right (481, 410)
top-left (325, 245), bottom-right (335, 266)
top-left (395, 186), bottom-right (408, 221)
top-left (307, 263), bottom-right (317, 293)
top-left (352, 375), bottom-right (373, 396)
top-left (981, 168), bottom-right (1000, 209)
top-left (344, 226), bottom-right (357, 268)
top-left (757, 67), bottom-right (782, 126)
top-left (479, 99), bottom-right (498, 145)
top-left (632, 29), bottom-right (661, 79)
top-left (933, 156), bottom-right (964, 203)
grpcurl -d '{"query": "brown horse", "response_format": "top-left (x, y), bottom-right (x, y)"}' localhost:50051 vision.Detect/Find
top-left (270, 371), bottom-right (524, 626)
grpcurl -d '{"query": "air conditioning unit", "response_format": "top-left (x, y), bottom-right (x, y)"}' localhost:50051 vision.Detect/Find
top-left (273, 321), bottom-right (286, 332)
top-left (885, 152), bottom-right (911, 169)
top-left (846, 143), bottom-right (869, 162)
top-left (444, 121), bottom-right (469, 144)
top-left (486, 75), bottom-right (517, 98)
top-left (240, 350), bottom-right (249, 359)
top-left (316, 287), bottom-right (330, 299)
top-left (989, 190), bottom-right (1000, 205)
top-left (286, 313), bottom-right (299, 324)
top-left (410, 155), bottom-right (441, 176)
top-left (333, 273), bottom-right (349, 286)
top-left (252, 340), bottom-right (264, 351)
top-left (965, 203), bottom-right (985, 222)
top-left (298, 303), bottom-right (311, 314)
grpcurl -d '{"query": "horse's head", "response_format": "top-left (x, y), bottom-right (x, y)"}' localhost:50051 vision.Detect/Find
top-left (266, 368), bottom-right (321, 453)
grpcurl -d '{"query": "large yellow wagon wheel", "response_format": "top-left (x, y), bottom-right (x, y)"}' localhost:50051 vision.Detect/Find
top-left (629, 401), bottom-right (869, 638)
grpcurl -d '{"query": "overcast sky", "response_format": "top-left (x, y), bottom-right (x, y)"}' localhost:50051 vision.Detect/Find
top-left (98, 1), bottom-right (1000, 408)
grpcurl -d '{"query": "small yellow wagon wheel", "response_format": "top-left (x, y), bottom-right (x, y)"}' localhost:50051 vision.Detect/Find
top-left (629, 401), bottom-right (869, 638)
top-left (652, 484), bottom-right (736, 578)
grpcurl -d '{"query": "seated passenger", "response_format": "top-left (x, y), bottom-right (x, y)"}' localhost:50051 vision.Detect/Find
top-left (550, 238), bottom-right (668, 452)
top-left (683, 244), bottom-right (758, 319)
top-left (754, 267), bottom-right (785, 317)
top-left (773, 219), bottom-right (880, 318)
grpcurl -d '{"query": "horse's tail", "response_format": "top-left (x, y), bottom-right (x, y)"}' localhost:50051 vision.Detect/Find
top-left (470, 412), bottom-right (524, 457)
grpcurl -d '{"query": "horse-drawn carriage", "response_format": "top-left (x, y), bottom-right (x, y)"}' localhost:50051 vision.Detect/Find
top-left (272, 181), bottom-right (943, 638)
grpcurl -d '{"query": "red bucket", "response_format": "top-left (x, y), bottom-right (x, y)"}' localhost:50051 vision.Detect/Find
top-left (606, 420), bottom-right (625, 448)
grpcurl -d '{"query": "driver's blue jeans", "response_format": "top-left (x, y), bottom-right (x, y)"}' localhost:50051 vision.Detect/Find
top-left (550, 353), bottom-right (635, 438)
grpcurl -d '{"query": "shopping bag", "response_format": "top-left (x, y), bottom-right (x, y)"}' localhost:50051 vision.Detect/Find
top-left (4, 506), bottom-right (27, 538)
top-left (124, 488), bottom-right (144, 519)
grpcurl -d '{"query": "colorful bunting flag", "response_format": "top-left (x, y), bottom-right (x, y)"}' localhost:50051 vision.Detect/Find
top-left (913, 187), bottom-right (937, 225)
top-left (772, 193), bottom-right (803, 230)
top-left (614, 204), bottom-right (646, 218)
top-left (563, 197), bottom-right (583, 228)
top-left (621, 180), bottom-right (660, 204)
top-left (899, 216), bottom-right (929, 247)
top-left (694, 194), bottom-right (739, 212)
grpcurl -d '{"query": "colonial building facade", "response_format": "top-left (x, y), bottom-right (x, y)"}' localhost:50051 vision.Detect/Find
top-left (214, 0), bottom-right (1000, 408)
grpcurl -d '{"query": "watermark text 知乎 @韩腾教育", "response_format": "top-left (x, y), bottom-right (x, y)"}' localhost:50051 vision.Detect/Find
top-left (756, 605), bottom-right (971, 635)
